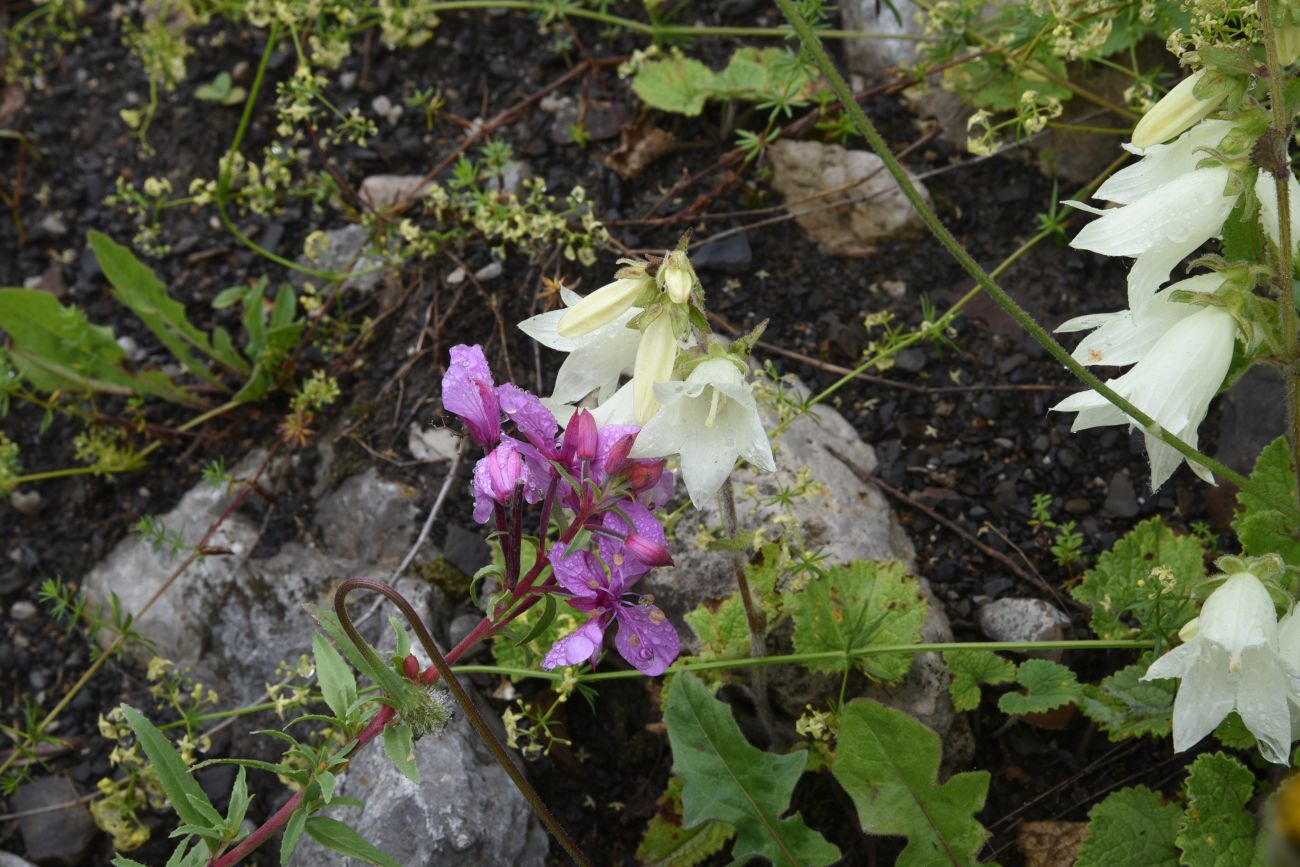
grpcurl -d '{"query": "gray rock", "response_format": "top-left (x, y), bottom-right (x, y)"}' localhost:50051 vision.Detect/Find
top-left (359, 174), bottom-right (430, 212)
top-left (1102, 469), bottom-right (1140, 517)
top-left (1215, 365), bottom-right (1288, 475)
top-left (9, 600), bottom-right (36, 621)
top-left (12, 776), bottom-right (98, 866)
top-left (0, 853), bottom-right (40, 867)
top-left (499, 159), bottom-right (532, 198)
top-left (473, 260), bottom-right (503, 282)
top-left (296, 224), bottom-right (387, 293)
top-left (767, 140), bottom-right (929, 255)
top-left (841, 0), bottom-right (927, 81)
top-left (290, 710), bottom-right (548, 867)
top-left (442, 524), bottom-right (491, 578)
top-left (9, 488), bottom-right (42, 516)
top-left (83, 456), bottom-right (427, 702)
top-left (977, 598), bottom-right (1071, 660)
top-left (408, 424), bottom-right (461, 463)
top-left (691, 233), bottom-right (752, 275)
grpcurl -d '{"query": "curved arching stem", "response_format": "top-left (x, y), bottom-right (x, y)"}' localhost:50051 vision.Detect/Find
top-left (334, 578), bottom-right (593, 866)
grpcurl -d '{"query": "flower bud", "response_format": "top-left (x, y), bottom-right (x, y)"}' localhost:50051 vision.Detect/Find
top-left (561, 409), bottom-right (599, 463)
top-left (602, 431), bottom-right (637, 477)
top-left (403, 654), bottom-right (420, 681)
top-left (1130, 69), bottom-right (1226, 150)
top-left (624, 532), bottom-right (674, 567)
top-left (633, 313), bottom-right (677, 424)
top-left (625, 459), bottom-right (664, 493)
top-left (480, 442), bottom-right (527, 504)
top-left (658, 250), bottom-right (695, 304)
top-left (557, 275), bottom-right (651, 338)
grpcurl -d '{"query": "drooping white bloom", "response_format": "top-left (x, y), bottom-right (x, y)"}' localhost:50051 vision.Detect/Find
top-left (629, 357), bottom-right (775, 508)
top-left (1056, 274), bottom-right (1221, 367)
top-left (519, 288), bottom-right (641, 406)
top-left (1051, 305), bottom-right (1238, 489)
top-left (1255, 168), bottom-right (1300, 254)
top-left (1071, 120), bottom-right (1237, 309)
top-left (632, 312), bottom-right (678, 424)
top-left (1130, 70), bottom-right (1227, 150)
top-left (1142, 572), bottom-right (1294, 764)
top-left (556, 274), bottom-right (652, 338)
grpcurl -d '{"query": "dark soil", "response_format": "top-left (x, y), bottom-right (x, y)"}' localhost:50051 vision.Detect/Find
top-left (0, 3), bottom-right (1260, 865)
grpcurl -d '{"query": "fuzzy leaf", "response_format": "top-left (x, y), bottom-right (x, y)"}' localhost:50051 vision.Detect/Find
top-left (1071, 518), bottom-right (1206, 640)
top-left (789, 560), bottom-right (926, 681)
top-left (998, 659), bottom-right (1082, 716)
top-left (632, 55), bottom-right (717, 116)
top-left (1232, 437), bottom-right (1300, 567)
top-left (119, 705), bottom-right (219, 840)
top-left (684, 594), bottom-right (752, 661)
top-left (304, 816), bottom-right (401, 867)
top-left (1079, 657), bottom-right (1174, 741)
top-left (664, 672), bottom-right (840, 866)
top-left (832, 698), bottom-right (990, 866)
top-left (1076, 786), bottom-right (1181, 867)
top-left (1176, 753), bottom-right (1261, 866)
top-left (312, 632), bottom-right (358, 721)
top-left (943, 650), bottom-right (1016, 712)
top-left (381, 722), bottom-right (420, 785)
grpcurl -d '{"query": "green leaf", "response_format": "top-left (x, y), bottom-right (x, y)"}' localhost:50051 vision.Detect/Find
top-left (1076, 786), bottom-right (1181, 867)
top-left (89, 231), bottom-right (227, 386)
top-left (943, 650), bottom-right (1016, 712)
top-left (664, 672), bottom-right (839, 866)
top-left (788, 560), bottom-right (926, 681)
top-left (195, 72), bottom-right (246, 105)
top-left (280, 808), bottom-right (307, 865)
top-left (305, 816), bottom-right (401, 867)
top-left (1233, 437), bottom-right (1300, 567)
top-left (1176, 753), bottom-right (1261, 866)
top-left (637, 774), bottom-right (735, 867)
top-left (997, 659), bottom-right (1082, 716)
top-left (382, 722), bottom-right (420, 785)
top-left (491, 600), bottom-right (579, 676)
top-left (120, 705), bottom-right (219, 836)
top-left (1079, 658), bottom-right (1175, 741)
top-left (632, 54), bottom-right (717, 116)
top-left (833, 699), bottom-right (990, 865)
top-left (226, 767), bottom-right (251, 831)
top-left (0, 288), bottom-right (199, 405)
top-left (312, 612), bottom-right (408, 701)
top-left (316, 769), bottom-right (337, 805)
top-left (312, 632), bottom-right (358, 721)
top-left (684, 593), bottom-right (752, 661)
top-left (1071, 517), bottom-right (1206, 640)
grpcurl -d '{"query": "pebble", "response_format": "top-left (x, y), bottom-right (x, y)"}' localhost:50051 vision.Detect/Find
top-left (691, 233), bottom-right (752, 275)
top-left (9, 488), bottom-right (43, 516)
top-left (474, 261), bottom-right (503, 281)
top-left (37, 213), bottom-right (68, 236)
top-left (446, 267), bottom-right (466, 285)
top-left (1101, 470), bottom-right (1139, 518)
top-left (977, 598), bottom-right (1072, 660)
top-left (9, 600), bottom-right (37, 621)
top-left (442, 524), bottom-right (492, 577)
top-left (12, 776), bottom-right (99, 865)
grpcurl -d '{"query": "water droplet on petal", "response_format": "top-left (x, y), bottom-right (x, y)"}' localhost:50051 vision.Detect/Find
top-left (639, 648), bottom-right (654, 660)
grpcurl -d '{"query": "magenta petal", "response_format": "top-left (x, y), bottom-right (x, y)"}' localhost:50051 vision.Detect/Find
top-left (542, 619), bottom-right (606, 669)
top-left (497, 383), bottom-right (558, 457)
top-left (548, 542), bottom-right (605, 598)
top-left (470, 459), bottom-right (496, 524)
top-left (614, 603), bottom-right (679, 676)
top-left (443, 345), bottom-right (500, 445)
top-left (596, 425), bottom-right (641, 480)
top-left (600, 501), bottom-right (669, 581)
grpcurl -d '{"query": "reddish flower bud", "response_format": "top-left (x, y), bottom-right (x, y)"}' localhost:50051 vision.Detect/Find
top-left (625, 459), bottom-right (664, 493)
top-left (624, 532), bottom-right (674, 568)
top-left (602, 431), bottom-right (636, 477)
top-left (402, 654), bottom-right (420, 681)
top-left (562, 409), bottom-right (599, 463)
top-left (484, 443), bottom-right (526, 503)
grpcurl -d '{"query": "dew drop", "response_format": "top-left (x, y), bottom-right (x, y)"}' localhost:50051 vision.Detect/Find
top-left (639, 648), bottom-right (654, 660)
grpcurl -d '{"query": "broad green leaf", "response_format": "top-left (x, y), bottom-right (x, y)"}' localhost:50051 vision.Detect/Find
top-left (998, 659), bottom-right (1082, 716)
top-left (89, 231), bottom-right (227, 386)
top-left (280, 808), bottom-right (307, 865)
top-left (788, 560), bottom-right (926, 681)
top-left (0, 288), bottom-right (199, 405)
top-left (1176, 753), bottom-right (1261, 866)
top-left (665, 672), bottom-right (839, 866)
top-left (312, 612), bottom-right (408, 701)
top-left (1233, 437), bottom-right (1300, 567)
top-left (382, 722), bottom-right (420, 784)
top-left (1076, 786), bottom-right (1180, 867)
top-left (636, 775), bottom-right (734, 867)
top-left (684, 593), bottom-right (752, 661)
top-left (632, 54), bottom-right (717, 116)
top-left (1079, 658), bottom-right (1174, 741)
top-left (943, 650), bottom-right (1016, 712)
top-left (312, 632), bottom-right (358, 721)
top-left (832, 699), bottom-right (989, 866)
top-left (304, 816), bottom-right (401, 867)
top-left (1071, 518), bottom-right (1206, 640)
top-left (120, 706), bottom-right (219, 837)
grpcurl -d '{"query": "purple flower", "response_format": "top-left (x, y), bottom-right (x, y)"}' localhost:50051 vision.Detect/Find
top-left (597, 501), bottom-right (671, 581)
top-left (443, 345), bottom-right (500, 446)
top-left (541, 542), bottom-right (680, 676)
top-left (559, 409), bottom-right (599, 465)
top-left (497, 383), bottom-right (558, 458)
top-left (472, 439), bottom-right (543, 523)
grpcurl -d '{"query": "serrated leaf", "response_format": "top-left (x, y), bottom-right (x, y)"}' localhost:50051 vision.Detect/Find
top-left (998, 659), bottom-right (1081, 716)
top-left (1176, 752), bottom-right (1261, 866)
top-left (280, 808), bottom-right (307, 865)
top-left (1076, 786), bottom-right (1181, 867)
top-left (632, 54), bottom-right (717, 116)
top-left (312, 632), bottom-right (358, 721)
top-left (943, 650), bottom-right (1016, 712)
top-left (119, 706), bottom-right (219, 838)
top-left (665, 672), bottom-right (840, 866)
top-left (1233, 437), bottom-right (1300, 567)
top-left (832, 698), bottom-right (990, 866)
top-left (382, 722), bottom-right (420, 785)
top-left (789, 560), bottom-right (926, 681)
top-left (226, 767), bottom-right (250, 830)
top-left (684, 593), bottom-right (752, 661)
top-left (316, 769), bottom-right (337, 805)
top-left (637, 811), bottom-right (734, 867)
top-left (304, 816), bottom-right (401, 867)
top-left (1079, 657), bottom-right (1175, 740)
top-left (1071, 518), bottom-right (1206, 640)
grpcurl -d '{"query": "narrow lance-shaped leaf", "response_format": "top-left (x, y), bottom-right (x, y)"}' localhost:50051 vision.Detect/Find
top-left (304, 816), bottom-right (401, 867)
top-left (665, 672), bottom-right (840, 866)
top-left (119, 705), bottom-right (219, 842)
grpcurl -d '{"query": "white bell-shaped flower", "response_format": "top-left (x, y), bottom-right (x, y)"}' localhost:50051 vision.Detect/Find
top-left (1255, 168), bottom-right (1300, 255)
top-left (632, 312), bottom-right (679, 424)
top-left (629, 357), bottom-right (775, 507)
top-left (1130, 70), bottom-right (1227, 149)
top-left (1143, 572), bottom-right (1293, 764)
top-left (518, 287), bottom-right (641, 407)
top-left (556, 274), bottom-right (652, 338)
top-left (1055, 274), bottom-right (1221, 367)
top-left (1051, 305), bottom-right (1237, 489)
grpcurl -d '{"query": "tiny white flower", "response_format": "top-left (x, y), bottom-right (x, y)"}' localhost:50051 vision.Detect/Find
top-left (629, 357), bottom-right (775, 508)
top-left (1143, 572), bottom-right (1293, 764)
top-left (1130, 70), bottom-right (1226, 150)
top-left (1055, 274), bottom-right (1221, 367)
top-left (1052, 305), bottom-right (1237, 490)
top-left (518, 287), bottom-right (640, 406)
top-left (633, 312), bottom-right (678, 424)
top-left (556, 274), bottom-right (652, 338)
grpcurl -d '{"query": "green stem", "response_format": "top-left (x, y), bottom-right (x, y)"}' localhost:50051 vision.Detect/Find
top-left (774, 0), bottom-right (1300, 523)
top-left (1260, 0), bottom-right (1300, 509)
top-left (451, 638), bottom-right (1154, 683)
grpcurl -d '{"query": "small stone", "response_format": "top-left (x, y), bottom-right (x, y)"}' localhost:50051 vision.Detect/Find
top-left (442, 525), bottom-right (492, 578)
top-left (977, 598), bottom-right (1071, 659)
top-left (338, 71), bottom-right (357, 89)
top-left (474, 261), bottom-right (503, 281)
top-left (499, 159), bottom-right (532, 198)
top-left (408, 425), bottom-right (460, 462)
top-left (691, 233), bottom-right (752, 275)
top-left (1102, 470), bottom-right (1139, 518)
top-left (10, 489), bottom-right (43, 516)
top-left (359, 174), bottom-right (430, 211)
top-left (116, 335), bottom-right (145, 362)
top-left (446, 267), bottom-right (466, 285)
top-left (12, 776), bottom-right (99, 865)
top-left (893, 348), bottom-right (926, 373)
top-left (370, 94), bottom-right (403, 125)
top-left (37, 213), bottom-right (68, 237)
top-left (1063, 498), bottom-right (1090, 516)
top-left (9, 600), bottom-right (37, 621)
top-left (28, 670), bottom-right (47, 690)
